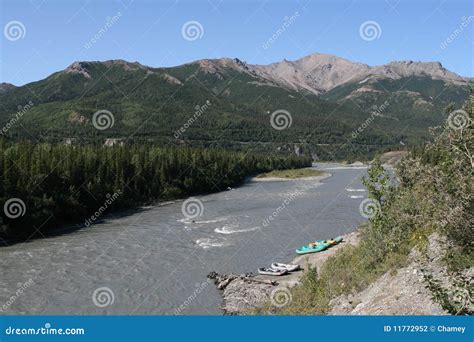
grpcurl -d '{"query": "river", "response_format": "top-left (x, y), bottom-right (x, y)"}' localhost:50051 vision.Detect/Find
top-left (0, 163), bottom-right (368, 315)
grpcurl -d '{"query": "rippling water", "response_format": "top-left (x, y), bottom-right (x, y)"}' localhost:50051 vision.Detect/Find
top-left (0, 163), bottom-right (368, 315)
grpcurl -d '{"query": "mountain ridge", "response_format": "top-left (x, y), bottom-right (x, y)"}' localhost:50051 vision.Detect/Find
top-left (0, 52), bottom-right (470, 160)
top-left (60, 53), bottom-right (470, 96)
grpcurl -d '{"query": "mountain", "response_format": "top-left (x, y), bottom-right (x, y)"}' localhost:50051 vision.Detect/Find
top-left (0, 82), bottom-right (16, 93)
top-left (236, 53), bottom-right (469, 94)
top-left (0, 53), bottom-right (470, 160)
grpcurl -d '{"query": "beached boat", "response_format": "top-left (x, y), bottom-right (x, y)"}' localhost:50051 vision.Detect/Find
top-left (296, 236), bottom-right (343, 255)
top-left (258, 267), bottom-right (288, 276)
top-left (270, 262), bottom-right (300, 272)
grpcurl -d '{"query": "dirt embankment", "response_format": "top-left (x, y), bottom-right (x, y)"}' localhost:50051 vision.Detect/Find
top-left (329, 233), bottom-right (473, 315)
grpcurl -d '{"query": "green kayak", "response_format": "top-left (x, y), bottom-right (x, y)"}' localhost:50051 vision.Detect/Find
top-left (296, 241), bottom-right (330, 254)
top-left (295, 236), bottom-right (343, 255)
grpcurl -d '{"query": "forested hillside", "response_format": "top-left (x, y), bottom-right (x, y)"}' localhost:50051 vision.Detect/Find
top-left (0, 56), bottom-right (470, 161)
top-left (0, 142), bottom-right (311, 240)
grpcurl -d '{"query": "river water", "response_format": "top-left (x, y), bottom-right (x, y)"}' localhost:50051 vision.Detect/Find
top-left (0, 163), bottom-right (368, 315)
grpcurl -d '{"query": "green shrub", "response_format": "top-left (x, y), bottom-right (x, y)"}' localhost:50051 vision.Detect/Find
top-left (269, 91), bottom-right (473, 315)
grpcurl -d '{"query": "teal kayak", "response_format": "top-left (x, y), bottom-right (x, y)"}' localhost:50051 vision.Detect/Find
top-left (295, 236), bottom-right (343, 255)
top-left (296, 241), bottom-right (330, 254)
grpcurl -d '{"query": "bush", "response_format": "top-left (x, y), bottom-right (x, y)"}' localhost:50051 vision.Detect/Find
top-left (270, 91), bottom-right (473, 315)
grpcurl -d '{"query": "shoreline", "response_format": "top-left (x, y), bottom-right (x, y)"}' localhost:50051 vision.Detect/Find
top-left (0, 166), bottom-right (325, 247)
top-left (208, 229), bottom-right (361, 315)
top-left (250, 171), bottom-right (332, 182)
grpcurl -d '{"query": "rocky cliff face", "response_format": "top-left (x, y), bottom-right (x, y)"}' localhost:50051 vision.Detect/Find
top-left (248, 53), bottom-right (371, 94)
top-left (190, 53), bottom-right (470, 95)
top-left (370, 61), bottom-right (466, 84)
top-left (329, 234), bottom-right (473, 315)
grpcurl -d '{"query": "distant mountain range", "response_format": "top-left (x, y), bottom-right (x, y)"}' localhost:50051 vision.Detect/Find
top-left (0, 53), bottom-right (471, 160)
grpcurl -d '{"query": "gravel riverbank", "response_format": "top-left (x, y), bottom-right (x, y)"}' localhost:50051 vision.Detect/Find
top-left (208, 230), bottom-right (360, 315)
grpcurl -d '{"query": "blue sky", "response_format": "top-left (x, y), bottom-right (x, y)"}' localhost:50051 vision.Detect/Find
top-left (1, 0), bottom-right (473, 85)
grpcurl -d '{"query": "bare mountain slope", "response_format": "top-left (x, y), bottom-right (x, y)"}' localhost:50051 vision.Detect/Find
top-left (188, 53), bottom-right (470, 95)
top-left (248, 53), bottom-right (371, 94)
top-left (61, 53), bottom-right (471, 97)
